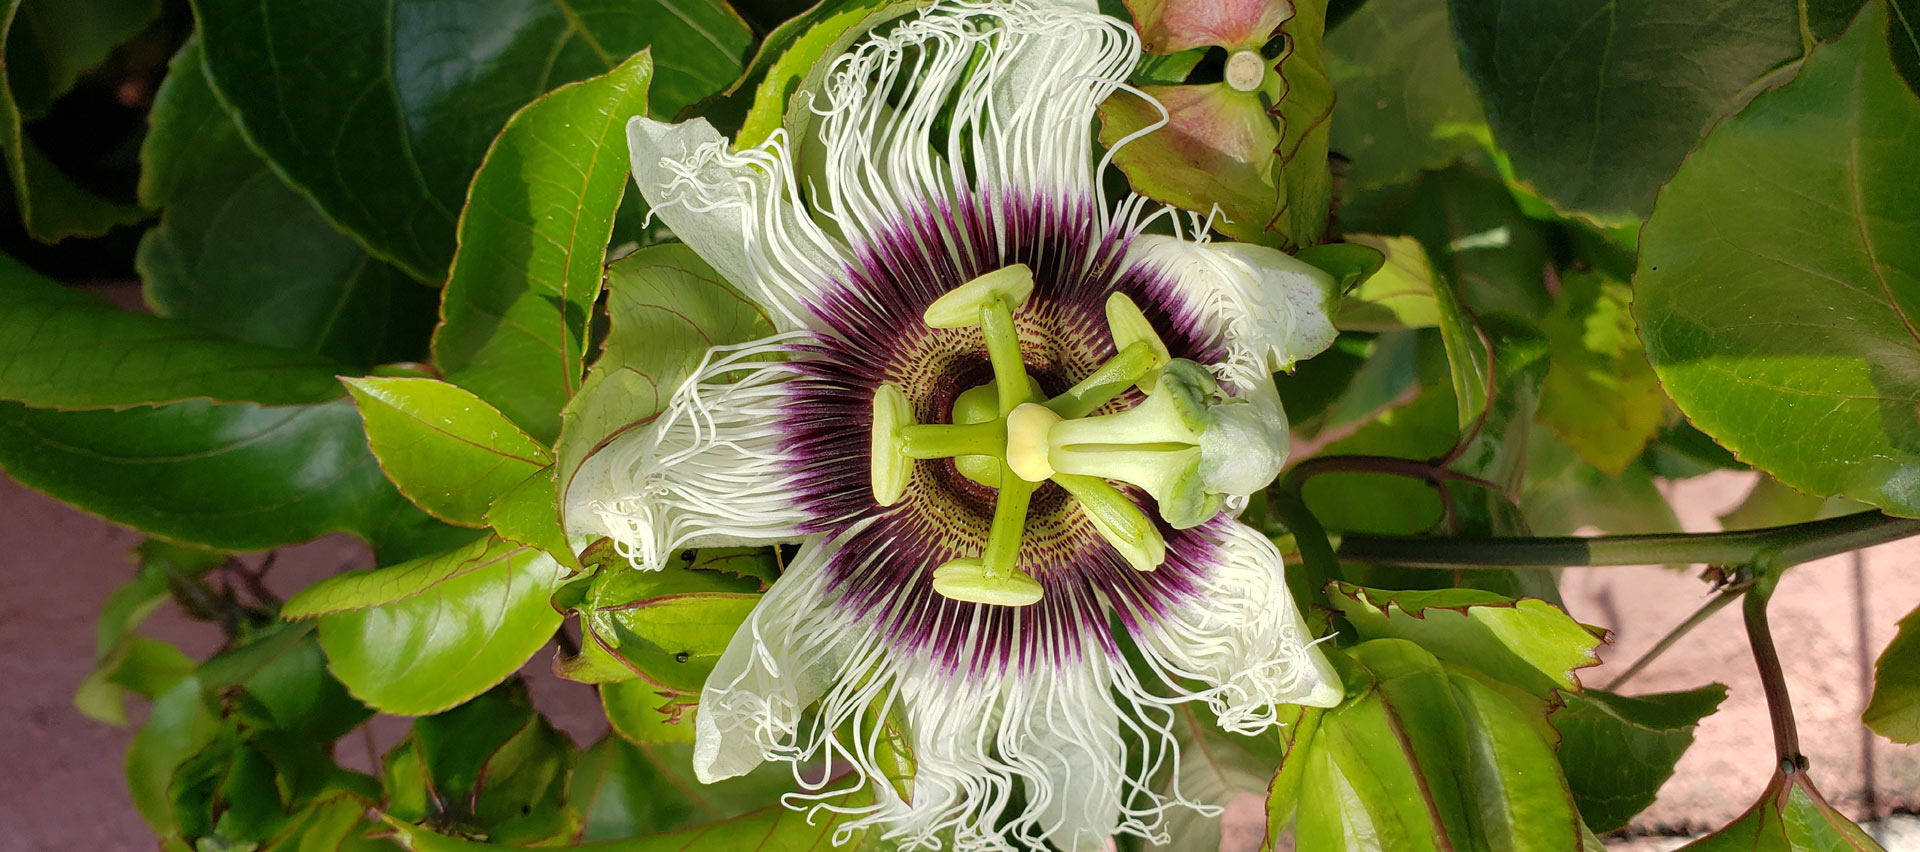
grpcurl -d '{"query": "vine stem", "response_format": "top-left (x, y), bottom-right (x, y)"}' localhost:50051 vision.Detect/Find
top-left (1744, 571), bottom-right (1803, 767)
top-left (1334, 510), bottom-right (1920, 570)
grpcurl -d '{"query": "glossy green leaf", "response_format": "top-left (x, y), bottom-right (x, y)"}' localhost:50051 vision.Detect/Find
top-left (1331, 582), bottom-right (1607, 696)
top-left (1537, 270), bottom-right (1665, 473)
top-left (1893, 0), bottom-right (1919, 94)
top-left (1864, 603), bottom-right (1920, 742)
top-left (189, 0), bottom-right (750, 280)
top-left (735, 0), bottom-right (920, 149)
top-left (0, 398), bottom-right (429, 552)
top-left (1262, 703), bottom-right (1326, 840)
top-left (138, 40), bottom-right (435, 369)
top-left (1719, 474), bottom-right (1867, 531)
top-left (0, 252), bottom-right (352, 409)
top-left (204, 624), bottom-right (373, 741)
top-left (0, 0), bottom-right (145, 243)
top-left (559, 547), bottom-right (761, 694)
top-left (557, 244), bottom-right (774, 502)
top-left (344, 377), bottom-right (550, 527)
top-left (1295, 640), bottom-right (1476, 852)
top-left (601, 681), bottom-right (696, 744)
top-left (1341, 166), bottom-right (1554, 320)
top-left (1449, 0), bottom-right (1810, 221)
top-left (486, 466), bottom-right (580, 569)
top-left (284, 523), bottom-right (497, 619)
top-left (317, 542), bottom-right (566, 715)
top-left (1634, 1), bottom-right (1920, 517)
top-left (1552, 685), bottom-right (1728, 833)
top-left (1325, 0), bottom-right (1485, 194)
top-left (1676, 769), bottom-right (1887, 851)
top-left (432, 49), bottom-right (653, 440)
top-left (73, 541), bottom-right (221, 725)
top-left (387, 792), bottom-right (867, 852)
top-left (574, 728), bottom-right (799, 840)
top-left (384, 682), bottom-right (578, 845)
top-left (1448, 670), bottom-right (1584, 852)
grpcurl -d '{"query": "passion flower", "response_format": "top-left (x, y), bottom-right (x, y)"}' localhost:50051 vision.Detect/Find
top-left (565, 2), bottom-right (1343, 848)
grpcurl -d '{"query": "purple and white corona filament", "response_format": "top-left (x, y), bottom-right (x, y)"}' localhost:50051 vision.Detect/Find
top-left (565, 2), bottom-right (1343, 849)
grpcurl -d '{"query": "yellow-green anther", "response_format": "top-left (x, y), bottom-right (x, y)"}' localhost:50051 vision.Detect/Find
top-left (922, 264), bottom-right (1036, 328)
top-left (1104, 293), bottom-right (1171, 392)
top-left (1052, 473), bottom-right (1167, 572)
top-left (870, 383), bottom-right (915, 506)
top-left (1046, 341), bottom-right (1161, 420)
top-left (980, 297), bottom-right (1034, 414)
top-left (900, 421), bottom-right (1005, 459)
top-left (1005, 403), bottom-right (1061, 483)
top-left (931, 557), bottom-right (1044, 607)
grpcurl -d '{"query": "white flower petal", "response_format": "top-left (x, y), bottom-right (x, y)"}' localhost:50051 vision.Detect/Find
top-left (693, 536), bottom-right (856, 782)
top-left (1128, 234), bottom-right (1340, 387)
top-left (626, 116), bottom-right (850, 332)
top-left (564, 333), bottom-right (816, 569)
top-left (1135, 520), bottom-right (1344, 728)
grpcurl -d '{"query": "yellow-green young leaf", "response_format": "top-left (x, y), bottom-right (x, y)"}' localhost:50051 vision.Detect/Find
top-left (486, 466), bottom-right (579, 570)
top-left (735, 0), bottom-right (924, 150)
top-left (283, 532), bottom-right (507, 618)
top-left (556, 245), bottom-right (775, 505)
top-left (1263, 703), bottom-right (1326, 843)
top-left (1865, 603), bottom-right (1920, 743)
top-left (0, 253), bottom-right (351, 409)
top-left (560, 548), bottom-right (761, 695)
top-left (601, 681), bottom-right (696, 744)
top-left (125, 677), bottom-right (220, 835)
top-left (433, 50), bottom-right (653, 441)
top-left (344, 377), bottom-right (550, 527)
top-left (387, 792), bottom-right (868, 852)
top-left (1335, 234), bottom-right (1442, 331)
top-left (1330, 583), bottom-right (1608, 697)
top-left (1448, 672), bottom-right (1583, 852)
top-left (1634, 0), bottom-right (1920, 516)
top-left (317, 544), bottom-right (566, 715)
top-left (1552, 686), bottom-right (1728, 833)
top-left (1537, 271), bottom-right (1664, 473)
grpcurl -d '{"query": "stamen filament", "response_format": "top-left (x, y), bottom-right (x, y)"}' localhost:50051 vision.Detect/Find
top-left (1048, 389), bottom-right (1201, 449)
top-left (980, 297), bottom-right (1033, 414)
top-left (1046, 341), bottom-right (1160, 419)
top-left (984, 472), bottom-right (1035, 579)
top-left (1051, 473), bottom-right (1167, 572)
top-left (900, 421), bottom-right (1005, 459)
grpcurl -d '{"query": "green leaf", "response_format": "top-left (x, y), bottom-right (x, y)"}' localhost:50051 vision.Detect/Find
top-left (1330, 582), bottom-right (1607, 696)
top-left (1295, 640), bottom-right (1476, 851)
top-left (1551, 686), bottom-right (1728, 833)
top-left (1634, 0), bottom-right (1920, 517)
top-left (0, 0), bottom-right (145, 243)
top-left (574, 728), bottom-right (799, 839)
top-left (1335, 234), bottom-right (1441, 331)
top-left (601, 681), bottom-right (696, 744)
top-left (1447, 670), bottom-right (1584, 852)
top-left (1301, 384), bottom-right (1458, 535)
top-left (383, 682), bottom-right (578, 845)
top-left (432, 50), bottom-right (653, 440)
top-left (126, 677), bottom-right (221, 834)
top-left (138, 40), bottom-right (435, 369)
top-left (0, 398), bottom-right (430, 552)
top-left (1536, 270), bottom-right (1665, 473)
top-left (1864, 603), bottom-right (1920, 742)
top-left (557, 244), bottom-right (775, 502)
top-left (76, 637), bottom-right (194, 726)
top-left (734, 1), bottom-right (920, 150)
top-left (1523, 432), bottom-right (1681, 536)
top-left (286, 534), bottom-right (522, 618)
top-left (1449, 0), bottom-right (1812, 222)
top-left (0, 252), bottom-right (353, 409)
top-left (1341, 166), bottom-right (1554, 320)
top-left (189, 0), bottom-right (750, 280)
top-left (1676, 770), bottom-right (1887, 851)
top-left (203, 624), bottom-right (373, 741)
top-left (1893, 0), bottom-right (1920, 95)
top-left (559, 545), bottom-right (761, 695)
top-left (344, 377), bottom-right (550, 527)
top-left (316, 542), bottom-right (566, 715)
top-left (4, 0), bottom-right (159, 117)
top-left (386, 792), bottom-right (867, 852)
top-left (486, 466), bottom-right (580, 570)
top-left (1719, 474), bottom-right (1868, 531)
top-left (1325, 0), bottom-right (1486, 194)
